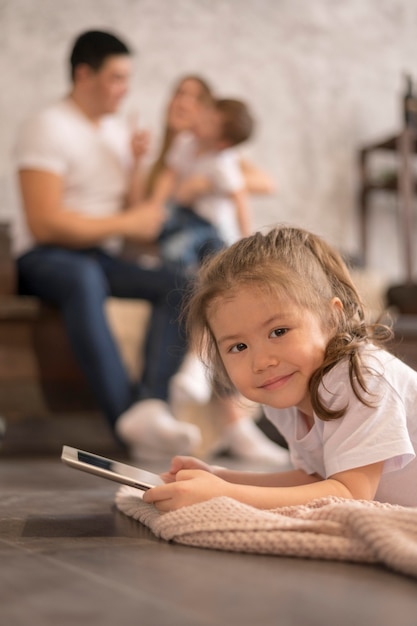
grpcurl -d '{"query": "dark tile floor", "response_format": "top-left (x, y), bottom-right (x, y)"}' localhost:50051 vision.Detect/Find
top-left (2, 445), bottom-right (417, 626)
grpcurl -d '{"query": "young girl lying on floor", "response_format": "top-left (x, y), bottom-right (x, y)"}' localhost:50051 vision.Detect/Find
top-left (143, 225), bottom-right (417, 511)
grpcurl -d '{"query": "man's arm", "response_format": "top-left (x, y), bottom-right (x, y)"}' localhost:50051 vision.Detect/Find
top-left (19, 169), bottom-right (165, 247)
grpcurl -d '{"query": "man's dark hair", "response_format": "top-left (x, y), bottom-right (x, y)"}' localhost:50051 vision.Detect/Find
top-left (69, 30), bottom-right (131, 80)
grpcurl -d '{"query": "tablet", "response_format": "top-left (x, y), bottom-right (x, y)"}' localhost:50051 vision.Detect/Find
top-left (61, 445), bottom-right (164, 492)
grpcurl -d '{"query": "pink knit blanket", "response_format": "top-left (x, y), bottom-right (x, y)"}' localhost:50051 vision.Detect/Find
top-left (115, 486), bottom-right (417, 578)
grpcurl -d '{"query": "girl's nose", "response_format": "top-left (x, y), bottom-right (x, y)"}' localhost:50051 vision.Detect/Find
top-left (252, 347), bottom-right (279, 373)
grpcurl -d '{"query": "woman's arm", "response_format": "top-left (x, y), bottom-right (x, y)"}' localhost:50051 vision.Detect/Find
top-left (174, 174), bottom-right (212, 205)
top-left (149, 166), bottom-right (177, 205)
top-left (127, 129), bottom-right (151, 205)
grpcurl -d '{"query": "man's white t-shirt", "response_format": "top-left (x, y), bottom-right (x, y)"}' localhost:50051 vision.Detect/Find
top-left (166, 131), bottom-right (245, 246)
top-left (264, 345), bottom-right (417, 506)
top-left (12, 97), bottom-right (132, 257)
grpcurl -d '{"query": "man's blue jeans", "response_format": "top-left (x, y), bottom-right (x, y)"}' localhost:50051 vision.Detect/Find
top-left (17, 246), bottom-right (188, 430)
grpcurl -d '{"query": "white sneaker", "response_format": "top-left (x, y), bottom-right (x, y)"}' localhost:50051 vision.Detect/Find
top-left (115, 399), bottom-right (202, 460)
top-left (214, 417), bottom-right (290, 467)
top-left (169, 353), bottom-right (212, 408)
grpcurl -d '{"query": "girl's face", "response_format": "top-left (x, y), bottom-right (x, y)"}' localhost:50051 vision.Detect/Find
top-left (208, 285), bottom-right (334, 418)
top-left (167, 78), bottom-right (208, 133)
top-left (193, 104), bottom-right (222, 144)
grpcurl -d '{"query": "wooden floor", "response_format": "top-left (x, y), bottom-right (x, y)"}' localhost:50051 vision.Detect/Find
top-left (1, 320), bottom-right (417, 625)
top-left (2, 442), bottom-right (417, 625)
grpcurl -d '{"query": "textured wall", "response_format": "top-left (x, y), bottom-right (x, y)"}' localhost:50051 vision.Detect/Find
top-left (1, 0), bottom-right (417, 282)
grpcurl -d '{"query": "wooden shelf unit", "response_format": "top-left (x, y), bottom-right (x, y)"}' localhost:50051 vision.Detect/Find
top-left (358, 129), bottom-right (417, 279)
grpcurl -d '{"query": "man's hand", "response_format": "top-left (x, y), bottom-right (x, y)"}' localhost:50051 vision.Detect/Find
top-left (122, 201), bottom-right (166, 242)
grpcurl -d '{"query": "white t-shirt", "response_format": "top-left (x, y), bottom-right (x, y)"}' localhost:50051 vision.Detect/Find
top-left (12, 97), bottom-right (133, 257)
top-left (264, 345), bottom-right (417, 506)
top-left (166, 131), bottom-right (245, 245)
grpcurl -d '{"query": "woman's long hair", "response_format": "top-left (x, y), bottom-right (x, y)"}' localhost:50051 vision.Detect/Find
top-left (144, 75), bottom-right (213, 198)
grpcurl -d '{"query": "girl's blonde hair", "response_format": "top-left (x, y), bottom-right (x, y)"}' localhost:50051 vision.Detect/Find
top-left (184, 225), bottom-right (392, 421)
top-left (145, 74), bottom-right (213, 198)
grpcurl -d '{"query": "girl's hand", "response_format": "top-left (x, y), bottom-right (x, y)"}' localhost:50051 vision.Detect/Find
top-left (143, 469), bottom-right (230, 512)
top-left (160, 455), bottom-right (214, 483)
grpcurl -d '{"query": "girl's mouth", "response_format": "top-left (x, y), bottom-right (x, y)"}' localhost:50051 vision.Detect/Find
top-left (259, 373), bottom-right (294, 391)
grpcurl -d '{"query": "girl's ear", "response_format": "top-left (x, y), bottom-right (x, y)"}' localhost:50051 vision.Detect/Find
top-left (330, 297), bottom-right (344, 312)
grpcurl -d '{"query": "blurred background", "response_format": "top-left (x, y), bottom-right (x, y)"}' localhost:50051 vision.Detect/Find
top-left (1, 0), bottom-right (417, 286)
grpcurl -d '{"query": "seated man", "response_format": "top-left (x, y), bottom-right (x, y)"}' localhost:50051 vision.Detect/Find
top-left (12, 29), bottom-right (201, 460)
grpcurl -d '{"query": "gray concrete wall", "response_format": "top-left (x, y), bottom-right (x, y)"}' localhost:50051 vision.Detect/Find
top-left (1, 0), bottom-right (417, 282)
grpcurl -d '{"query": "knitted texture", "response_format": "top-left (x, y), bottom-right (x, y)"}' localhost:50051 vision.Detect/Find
top-left (115, 486), bottom-right (417, 577)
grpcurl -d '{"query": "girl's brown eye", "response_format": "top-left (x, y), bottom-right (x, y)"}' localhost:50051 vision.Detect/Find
top-left (231, 342), bottom-right (247, 353)
top-left (270, 328), bottom-right (287, 338)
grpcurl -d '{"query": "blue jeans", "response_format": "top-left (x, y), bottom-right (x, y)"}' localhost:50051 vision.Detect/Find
top-left (158, 206), bottom-right (225, 271)
top-left (17, 246), bottom-right (188, 431)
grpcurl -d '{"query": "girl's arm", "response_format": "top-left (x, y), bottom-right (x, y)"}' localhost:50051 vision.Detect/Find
top-left (215, 467), bottom-right (321, 487)
top-left (160, 455), bottom-right (319, 487)
top-left (239, 157), bottom-right (276, 195)
top-left (162, 456), bottom-right (323, 487)
top-left (144, 458), bottom-right (384, 512)
top-left (230, 189), bottom-right (252, 237)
